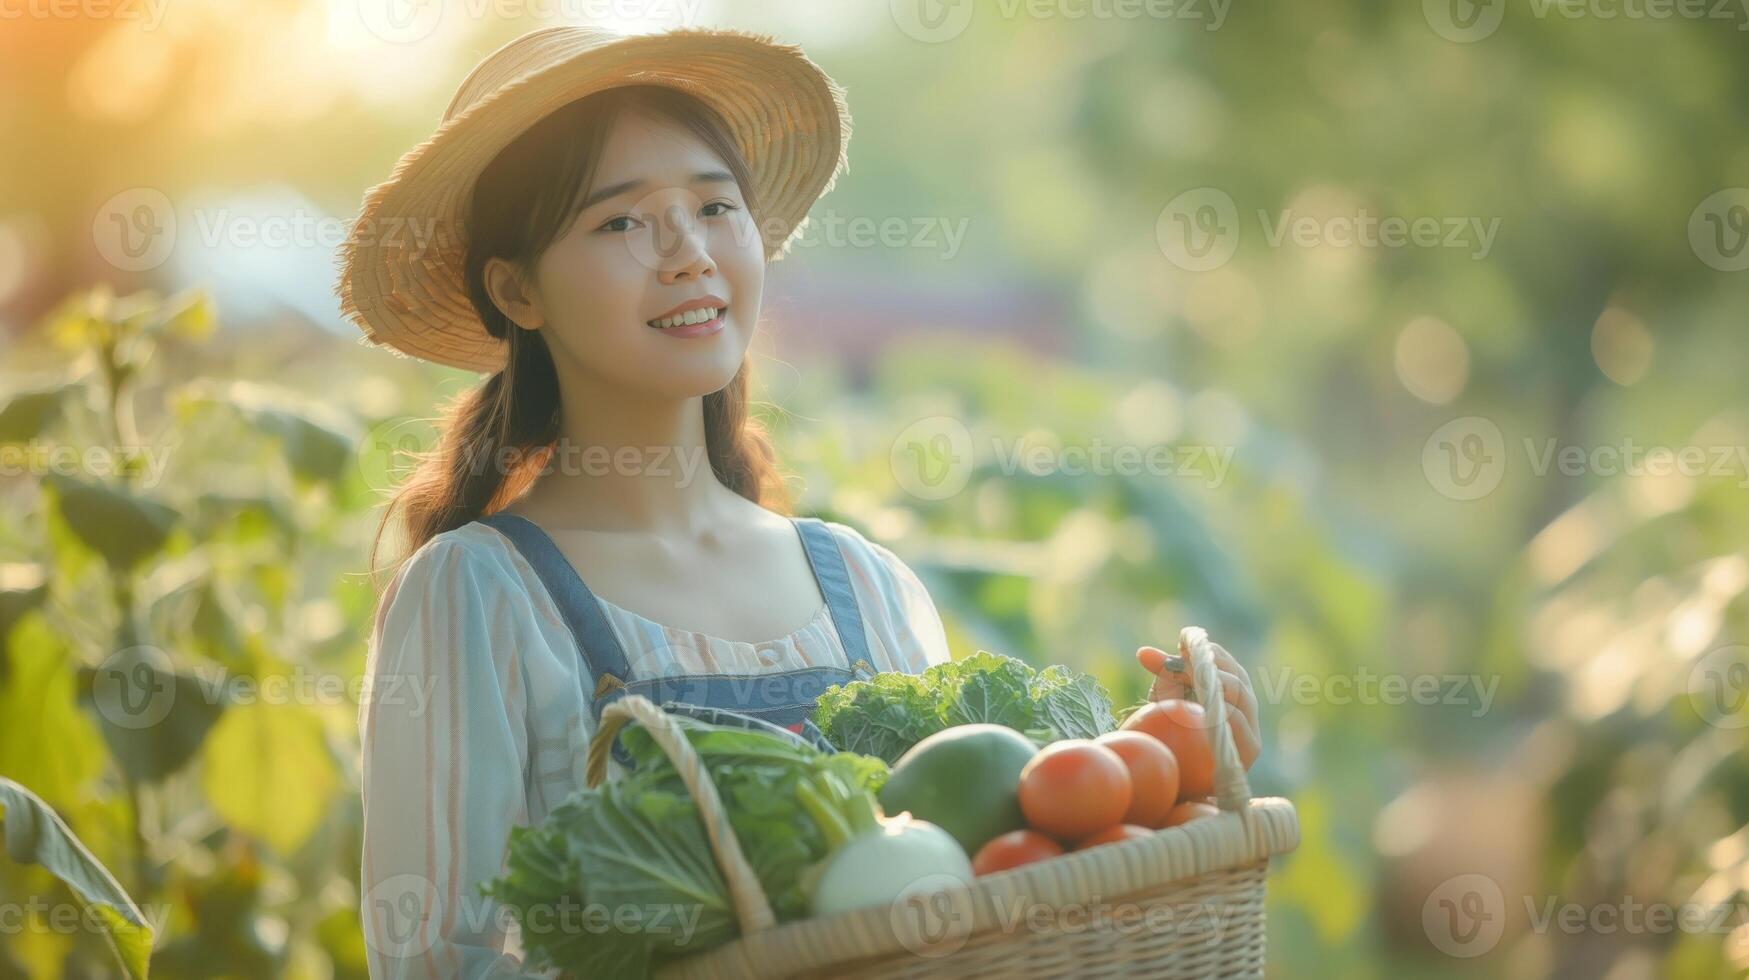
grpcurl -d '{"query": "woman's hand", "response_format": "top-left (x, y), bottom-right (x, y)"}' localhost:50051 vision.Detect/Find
top-left (1136, 639), bottom-right (1261, 769)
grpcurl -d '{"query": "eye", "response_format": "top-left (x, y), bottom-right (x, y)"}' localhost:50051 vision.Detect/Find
top-left (596, 201), bottom-right (740, 234)
top-left (597, 214), bottom-right (642, 233)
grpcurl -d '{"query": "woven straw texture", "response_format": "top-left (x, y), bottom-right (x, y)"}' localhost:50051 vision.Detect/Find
top-left (581, 626), bottom-right (1299, 979)
top-left (332, 25), bottom-right (851, 374)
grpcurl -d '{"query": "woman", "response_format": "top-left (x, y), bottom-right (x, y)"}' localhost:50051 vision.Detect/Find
top-left (334, 24), bottom-right (1260, 978)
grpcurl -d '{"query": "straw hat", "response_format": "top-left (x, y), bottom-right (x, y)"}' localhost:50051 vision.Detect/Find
top-left (333, 24), bottom-right (851, 373)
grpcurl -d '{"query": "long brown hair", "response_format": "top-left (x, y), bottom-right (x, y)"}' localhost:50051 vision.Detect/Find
top-left (370, 85), bottom-right (794, 580)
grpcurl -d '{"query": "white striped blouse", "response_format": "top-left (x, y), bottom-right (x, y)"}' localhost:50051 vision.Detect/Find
top-left (357, 517), bottom-right (953, 979)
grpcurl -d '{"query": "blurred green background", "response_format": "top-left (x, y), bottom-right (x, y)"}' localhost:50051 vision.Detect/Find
top-left (3, 1), bottom-right (1748, 977)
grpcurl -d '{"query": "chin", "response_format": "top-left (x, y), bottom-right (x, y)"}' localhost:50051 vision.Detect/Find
top-left (654, 348), bottom-right (749, 395)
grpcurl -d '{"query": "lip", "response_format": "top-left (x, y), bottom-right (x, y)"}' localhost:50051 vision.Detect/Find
top-left (651, 308), bottom-right (726, 338)
top-left (647, 294), bottom-right (728, 325)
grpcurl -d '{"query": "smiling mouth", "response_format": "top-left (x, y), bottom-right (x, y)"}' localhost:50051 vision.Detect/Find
top-left (647, 304), bottom-right (728, 329)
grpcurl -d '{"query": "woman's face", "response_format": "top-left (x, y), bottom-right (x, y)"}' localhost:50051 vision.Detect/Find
top-left (518, 109), bottom-right (764, 399)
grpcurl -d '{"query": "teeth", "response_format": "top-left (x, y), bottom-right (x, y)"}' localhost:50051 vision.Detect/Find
top-left (650, 306), bottom-right (722, 329)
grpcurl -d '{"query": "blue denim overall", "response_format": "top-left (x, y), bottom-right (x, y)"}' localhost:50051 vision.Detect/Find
top-left (476, 512), bottom-right (878, 770)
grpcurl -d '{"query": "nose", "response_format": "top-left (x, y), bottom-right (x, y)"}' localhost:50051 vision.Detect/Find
top-left (653, 201), bottom-right (716, 283)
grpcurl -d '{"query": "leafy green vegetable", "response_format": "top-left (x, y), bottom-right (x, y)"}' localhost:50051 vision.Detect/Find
top-left (484, 713), bottom-right (890, 979)
top-left (812, 651), bottom-right (1118, 765)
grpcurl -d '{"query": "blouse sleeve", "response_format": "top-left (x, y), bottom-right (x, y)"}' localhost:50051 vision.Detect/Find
top-left (358, 537), bottom-right (548, 980)
top-left (861, 537), bottom-right (955, 673)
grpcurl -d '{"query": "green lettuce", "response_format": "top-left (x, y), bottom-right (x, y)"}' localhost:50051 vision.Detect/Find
top-left (812, 651), bottom-right (1118, 765)
top-left (483, 714), bottom-right (888, 979)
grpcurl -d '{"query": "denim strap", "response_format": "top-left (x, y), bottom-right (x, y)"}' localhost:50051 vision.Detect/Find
top-left (477, 512), bottom-right (867, 769)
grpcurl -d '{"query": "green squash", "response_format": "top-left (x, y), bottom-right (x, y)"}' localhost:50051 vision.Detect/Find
top-left (875, 723), bottom-right (1040, 855)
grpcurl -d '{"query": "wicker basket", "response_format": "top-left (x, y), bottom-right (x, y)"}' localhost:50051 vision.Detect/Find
top-left (581, 626), bottom-right (1300, 979)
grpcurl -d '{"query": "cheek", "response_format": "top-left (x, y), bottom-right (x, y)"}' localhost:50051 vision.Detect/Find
top-left (534, 237), bottom-right (641, 338)
top-left (716, 233), bottom-right (765, 321)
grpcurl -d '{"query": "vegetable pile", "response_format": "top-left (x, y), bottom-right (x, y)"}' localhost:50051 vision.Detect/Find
top-left (810, 650), bottom-right (1117, 765)
top-left (484, 714), bottom-right (904, 978)
top-left (484, 652), bottom-right (1249, 978)
top-left (868, 679), bottom-right (1239, 876)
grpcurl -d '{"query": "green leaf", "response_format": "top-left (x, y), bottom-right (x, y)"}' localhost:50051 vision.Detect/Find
top-left (0, 384), bottom-right (74, 443)
top-left (201, 703), bottom-right (338, 855)
top-left (192, 492), bottom-right (297, 543)
top-left (811, 651), bottom-right (1116, 763)
top-left (188, 580), bottom-right (246, 665)
top-left (0, 565), bottom-right (50, 686)
top-left (177, 381), bottom-right (360, 484)
top-left (43, 474), bottom-right (178, 573)
top-left (0, 777), bottom-right (155, 979)
top-left (0, 619), bottom-right (106, 809)
top-left (39, 284), bottom-right (116, 353)
top-left (937, 649), bottom-right (1037, 729)
top-left (1030, 663), bottom-right (1118, 738)
top-left (488, 717), bottom-right (891, 977)
top-left (75, 646), bottom-right (226, 784)
top-left (141, 290), bottom-right (215, 342)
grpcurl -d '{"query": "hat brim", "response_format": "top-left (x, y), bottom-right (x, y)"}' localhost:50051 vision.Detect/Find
top-left (333, 26), bottom-right (850, 373)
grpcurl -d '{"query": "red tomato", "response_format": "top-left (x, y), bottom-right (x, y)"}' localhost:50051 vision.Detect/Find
top-left (1119, 699), bottom-right (1217, 801)
top-left (1017, 740), bottom-right (1132, 842)
top-left (971, 829), bottom-right (1065, 875)
top-left (1093, 731), bottom-right (1181, 829)
top-left (1073, 823), bottom-right (1155, 851)
top-left (1163, 801), bottom-right (1220, 827)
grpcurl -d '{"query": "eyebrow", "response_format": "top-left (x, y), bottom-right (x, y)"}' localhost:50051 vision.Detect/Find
top-left (578, 170), bottom-right (737, 213)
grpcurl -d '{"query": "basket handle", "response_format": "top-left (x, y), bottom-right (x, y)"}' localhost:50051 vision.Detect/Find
top-left (583, 695), bottom-right (778, 934)
top-left (1179, 626), bottom-right (1252, 812)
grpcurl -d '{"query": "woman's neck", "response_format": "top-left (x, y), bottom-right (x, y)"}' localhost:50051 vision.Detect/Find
top-left (510, 389), bottom-right (745, 539)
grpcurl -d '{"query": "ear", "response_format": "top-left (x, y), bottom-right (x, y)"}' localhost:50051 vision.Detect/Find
top-left (483, 257), bottom-right (544, 332)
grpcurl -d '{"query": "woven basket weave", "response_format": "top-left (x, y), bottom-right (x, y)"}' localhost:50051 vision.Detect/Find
top-left (581, 626), bottom-right (1299, 979)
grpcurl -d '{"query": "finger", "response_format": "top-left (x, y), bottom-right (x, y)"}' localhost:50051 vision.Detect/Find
top-left (1217, 668), bottom-right (1259, 731)
top-left (1208, 641), bottom-right (1251, 689)
top-left (1136, 645), bottom-right (1172, 676)
top-left (1204, 676), bottom-right (1261, 767)
top-left (1228, 708), bottom-right (1261, 769)
top-left (1147, 671), bottom-right (1189, 702)
top-left (1197, 669), bottom-right (1258, 738)
top-left (1151, 668), bottom-right (1256, 730)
